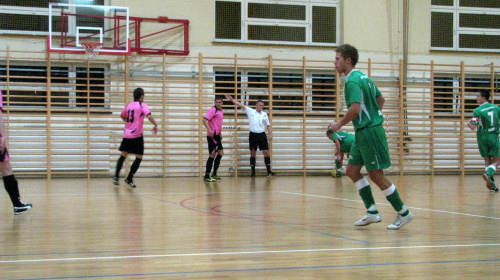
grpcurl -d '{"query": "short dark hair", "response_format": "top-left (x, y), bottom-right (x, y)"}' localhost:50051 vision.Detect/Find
top-left (326, 129), bottom-right (333, 135)
top-left (215, 95), bottom-right (223, 101)
top-left (256, 100), bottom-right (264, 106)
top-left (479, 89), bottom-right (491, 101)
top-left (336, 44), bottom-right (359, 67)
top-left (133, 88), bottom-right (144, 101)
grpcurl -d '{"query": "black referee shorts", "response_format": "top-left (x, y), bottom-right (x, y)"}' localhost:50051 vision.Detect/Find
top-left (249, 132), bottom-right (268, 151)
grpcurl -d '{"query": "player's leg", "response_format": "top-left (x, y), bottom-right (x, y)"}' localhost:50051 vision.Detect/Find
top-left (250, 149), bottom-right (257, 177)
top-left (204, 136), bottom-right (217, 182)
top-left (362, 125), bottom-right (413, 229)
top-left (260, 135), bottom-right (273, 176)
top-left (367, 169), bottom-right (413, 229)
top-left (249, 133), bottom-right (258, 177)
top-left (113, 150), bottom-right (128, 185)
top-left (211, 135), bottom-right (223, 180)
top-left (347, 142), bottom-right (381, 226)
top-left (125, 154), bottom-right (142, 188)
top-left (0, 159), bottom-right (32, 215)
top-left (124, 137), bottom-right (144, 188)
top-left (479, 134), bottom-right (498, 191)
top-left (212, 150), bottom-right (223, 180)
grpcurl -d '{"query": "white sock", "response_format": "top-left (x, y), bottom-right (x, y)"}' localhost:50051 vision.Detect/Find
top-left (382, 184), bottom-right (396, 197)
top-left (355, 177), bottom-right (370, 191)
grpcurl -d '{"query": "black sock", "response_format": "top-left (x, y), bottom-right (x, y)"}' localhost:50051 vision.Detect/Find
top-left (115, 155), bottom-right (126, 178)
top-left (205, 157), bottom-right (214, 178)
top-left (126, 158), bottom-right (142, 181)
top-left (264, 156), bottom-right (272, 173)
top-left (250, 157), bottom-right (256, 174)
top-left (213, 155), bottom-right (222, 175)
top-left (3, 175), bottom-right (21, 207)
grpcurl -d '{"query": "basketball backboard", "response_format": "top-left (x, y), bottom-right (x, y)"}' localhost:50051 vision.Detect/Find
top-left (47, 3), bottom-right (190, 56)
top-left (47, 3), bottom-right (131, 55)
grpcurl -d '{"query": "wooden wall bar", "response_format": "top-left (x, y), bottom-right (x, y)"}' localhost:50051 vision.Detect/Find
top-left (0, 49), bottom-right (498, 177)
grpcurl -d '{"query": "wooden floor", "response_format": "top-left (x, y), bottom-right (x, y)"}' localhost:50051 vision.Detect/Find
top-left (1, 174), bottom-right (499, 279)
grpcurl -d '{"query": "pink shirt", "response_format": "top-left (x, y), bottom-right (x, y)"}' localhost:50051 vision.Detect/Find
top-left (121, 101), bottom-right (151, 139)
top-left (204, 106), bottom-right (223, 136)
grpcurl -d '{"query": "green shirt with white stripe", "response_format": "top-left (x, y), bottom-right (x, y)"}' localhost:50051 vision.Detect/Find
top-left (344, 70), bottom-right (384, 130)
top-left (473, 102), bottom-right (500, 136)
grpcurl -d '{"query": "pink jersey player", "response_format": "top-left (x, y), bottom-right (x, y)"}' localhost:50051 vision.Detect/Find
top-left (121, 101), bottom-right (152, 139)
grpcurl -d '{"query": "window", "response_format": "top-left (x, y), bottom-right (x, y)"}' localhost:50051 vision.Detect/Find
top-left (431, 0), bottom-right (500, 52)
top-left (0, 0), bottom-right (105, 35)
top-left (214, 71), bottom-right (242, 107)
top-left (215, 0), bottom-right (339, 46)
top-left (0, 65), bottom-right (107, 109)
top-left (311, 74), bottom-right (336, 112)
top-left (433, 76), bottom-right (496, 115)
top-left (214, 69), bottom-right (336, 114)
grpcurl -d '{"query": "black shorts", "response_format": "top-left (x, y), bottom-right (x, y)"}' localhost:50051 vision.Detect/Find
top-left (249, 132), bottom-right (268, 151)
top-left (207, 134), bottom-right (223, 154)
top-left (119, 136), bottom-right (144, 155)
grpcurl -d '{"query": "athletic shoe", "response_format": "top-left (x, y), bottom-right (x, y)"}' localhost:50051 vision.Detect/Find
top-left (491, 186), bottom-right (499, 192)
top-left (14, 202), bottom-right (32, 215)
top-left (354, 213), bottom-right (382, 226)
top-left (112, 177), bottom-right (119, 185)
top-left (204, 177), bottom-right (216, 182)
top-left (387, 212), bottom-right (414, 230)
top-left (211, 174), bottom-right (221, 180)
top-left (124, 178), bottom-right (136, 188)
top-left (250, 172), bottom-right (256, 178)
top-left (267, 171), bottom-right (275, 177)
top-left (482, 174), bottom-right (495, 191)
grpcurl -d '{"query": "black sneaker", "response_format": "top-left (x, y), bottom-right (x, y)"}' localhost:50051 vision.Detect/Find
top-left (250, 172), bottom-right (256, 178)
top-left (124, 178), bottom-right (136, 188)
top-left (267, 171), bottom-right (275, 177)
top-left (14, 202), bottom-right (32, 215)
top-left (112, 177), bottom-right (119, 185)
top-left (492, 186), bottom-right (499, 192)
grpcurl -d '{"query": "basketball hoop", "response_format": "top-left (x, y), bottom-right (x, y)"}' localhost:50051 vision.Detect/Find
top-left (81, 42), bottom-right (103, 59)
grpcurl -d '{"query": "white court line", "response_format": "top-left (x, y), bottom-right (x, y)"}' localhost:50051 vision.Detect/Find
top-left (283, 191), bottom-right (500, 220)
top-left (0, 243), bottom-right (499, 264)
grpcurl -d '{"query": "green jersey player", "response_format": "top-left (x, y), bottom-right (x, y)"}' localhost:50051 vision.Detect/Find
top-left (468, 89), bottom-right (500, 192)
top-left (328, 44), bottom-right (414, 230)
top-left (326, 130), bottom-right (354, 176)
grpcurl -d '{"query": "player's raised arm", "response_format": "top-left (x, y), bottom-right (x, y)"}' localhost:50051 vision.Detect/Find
top-left (224, 94), bottom-right (246, 109)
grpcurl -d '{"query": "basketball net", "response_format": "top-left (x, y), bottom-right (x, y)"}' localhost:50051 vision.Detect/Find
top-left (81, 42), bottom-right (103, 59)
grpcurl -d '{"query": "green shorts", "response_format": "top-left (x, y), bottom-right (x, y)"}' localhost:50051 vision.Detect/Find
top-left (477, 133), bottom-right (500, 158)
top-left (348, 125), bottom-right (391, 171)
top-left (340, 142), bottom-right (353, 153)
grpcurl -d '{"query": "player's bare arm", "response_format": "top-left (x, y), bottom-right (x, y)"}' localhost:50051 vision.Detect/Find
top-left (328, 102), bottom-right (361, 132)
top-left (147, 114), bottom-right (158, 135)
top-left (334, 139), bottom-right (341, 160)
top-left (224, 94), bottom-right (246, 109)
top-left (202, 117), bottom-right (213, 137)
top-left (377, 95), bottom-right (385, 110)
top-left (267, 125), bottom-right (273, 141)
